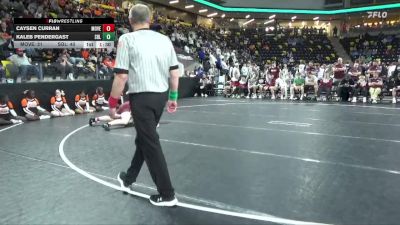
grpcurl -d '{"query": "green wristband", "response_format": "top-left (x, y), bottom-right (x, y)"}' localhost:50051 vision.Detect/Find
top-left (169, 91), bottom-right (178, 101)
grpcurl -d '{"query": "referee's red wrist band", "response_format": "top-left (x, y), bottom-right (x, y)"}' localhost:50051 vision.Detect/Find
top-left (108, 96), bottom-right (119, 108)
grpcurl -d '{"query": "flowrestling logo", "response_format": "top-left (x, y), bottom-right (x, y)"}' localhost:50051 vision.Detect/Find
top-left (367, 11), bottom-right (388, 19)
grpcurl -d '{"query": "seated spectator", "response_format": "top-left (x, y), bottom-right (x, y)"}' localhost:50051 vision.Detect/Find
top-left (246, 71), bottom-right (258, 99)
top-left (194, 75), bottom-right (212, 97)
top-left (290, 72), bottom-right (305, 100)
top-left (317, 72), bottom-right (333, 101)
top-left (21, 90), bottom-right (51, 121)
top-left (256, 72), bottom-right (266, 99)
top-left (333, 57), bottom-right (346, 84)
top-left (317, 64), bottom-right (327, 80)
top-left (369, 72), bottom-right (383, 104)
top-left (388, 66), bottom-right (400, 103)
top-left (348, 61), bottom-right (362, 81)
top-left (274, 65), bottom-right (291, 100)
top-left (75, 90), bottom-right (95, 114)
top-left (352, 74), bottom-right (368, 103)
top-left (92, 87), bottom-right (109, 112)
top-left (8, 49), bottom-right (41, 83)
top-left (42, 49), bottom-right (56, 62)
top-left (269, 61), bottom-right (280, 80)
top-left (304, 71), bottom-right (318, 96)
top-left (50, 89), bottom-right (75, 117)
top-left (0, 21), bottom-right (12, 50)
top-left (367, 60), bottom-right (382, 77)
top-left (238, 76), bottom-right (248, 98)
top-left (55, 52), bottom-right (74, 80)
top-left (267, 72), bottom-right (278, 100)
top-left (306, 61), bottom-right (317, 76)
top-left (99, 55), bottom-right (115, 78)
top-left (338, 75), bottom-right (355, 102)
top-left (387, 62), bottom-right (397, 77)
top-left (0, 94), bottom-right (25, 125)
top-left (0, 62), bottom-right (5, 83)
top-left (68, 49), bottom-right (86, 65)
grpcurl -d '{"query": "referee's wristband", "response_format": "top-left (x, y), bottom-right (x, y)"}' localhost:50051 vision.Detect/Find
top-left (108, 96), bottom-right (119, 108)
top-left (169, 91), bottom-right (178, 101)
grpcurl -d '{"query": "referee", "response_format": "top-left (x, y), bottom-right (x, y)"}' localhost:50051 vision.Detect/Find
top-left (108, 4), bottom-right (179, 207)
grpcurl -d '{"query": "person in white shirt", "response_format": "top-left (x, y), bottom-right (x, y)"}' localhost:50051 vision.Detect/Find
top-left (305, 71), bottom-right (319, 96)
top-left (188, 34), bottom-right (194, 47)
top-left (298, 60), bottom-right (306, 75)
top-left (247, 73), bottom-right (259, 99)
top-left (274, 64), bottom-right (292, 99)
top-left (241, 63), bottom-right (249, 77)
top-left (317, 64), bottom-right (327, 80)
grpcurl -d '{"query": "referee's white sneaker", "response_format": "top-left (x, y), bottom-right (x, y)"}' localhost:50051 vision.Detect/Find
top-left (149, 194), bottom-right (178, 207)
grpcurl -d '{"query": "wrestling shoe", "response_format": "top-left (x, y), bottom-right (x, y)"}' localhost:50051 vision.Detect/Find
top-left (89, 118), bottom-right (96, 126)
top-left (149, 194), bottom-right (178, 207)
top-left (102, 123), bottom-right (111, 131)
top-left (117, 172), bottom-right (131, 192)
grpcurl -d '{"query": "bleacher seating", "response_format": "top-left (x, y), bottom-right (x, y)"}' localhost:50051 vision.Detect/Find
top-left (340, 33), bottom-right (400, 63)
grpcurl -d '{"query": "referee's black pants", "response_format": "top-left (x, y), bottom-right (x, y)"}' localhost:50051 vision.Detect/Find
top-left (126, 91), bottom-right (175, 198)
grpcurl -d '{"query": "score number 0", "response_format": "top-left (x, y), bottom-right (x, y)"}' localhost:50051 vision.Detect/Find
top-left (102, 24), bottom-right (115, 32)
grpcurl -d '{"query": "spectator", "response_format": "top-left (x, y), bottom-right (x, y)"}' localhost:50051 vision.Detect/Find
top-left (388, 65), bottom-right (400, 103)
top-left (247, 73), bottom-right (258, 99)
top-left (237, 75), bottom-right (248, 98)
top-left (367, 60), bottom-right (382, 77)
top-left (348, 61), bottom-right (362, 81)
top-left (99, 55), bottom-right (114, 79)
top-left (306, 61), bottom-right (317, 76)
top-left (317, 71), bottom-right (333, 101)
top-left (241, 62), bottom-right (249, 77)
top-left (333, 26), bottom-right (338, 37)
top-left (338, 75), bottom-right (355, 102)
top-left (290, 72), bottom-right (305, 100)
top-left (333, 57), bottom-right (346, 85)
top-left (8, 48), bottom-right (41, 83)
top-left (352, 74), bottom-right (368, 103)
top-left (0, 21), bottom-right (12, 50)
top-left (225, 63), bottom-right (240, 98)
top-left (317, 64), bottom-right (327, 80)
top-left (21, 90), bottom-right (51, 121)
top-left (304, 71), bottom-right (318, 96)
top-left (194, 75), bottom-right (212, 97)
top-left (368, 72), bottom-right (383, 104)
top-left (275, 64), bottom-right (291, 99)
top-left (55, 52), bottom-right (74, 80)
top-left (0, 61), bottom-right (5, 82)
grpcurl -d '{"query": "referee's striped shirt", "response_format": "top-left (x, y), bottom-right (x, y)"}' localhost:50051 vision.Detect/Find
top-left (114, 28), bottom-right (179, 93)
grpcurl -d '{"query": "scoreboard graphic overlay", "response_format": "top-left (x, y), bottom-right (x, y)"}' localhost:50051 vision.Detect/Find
top-left (13, 18), bottom-right (115, 49)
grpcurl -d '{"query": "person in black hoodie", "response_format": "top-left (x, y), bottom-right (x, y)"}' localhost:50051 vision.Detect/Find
top-left (389, 65), bottom-right (400, 103)
top-left (338, 74), bottom-right (355, 102)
